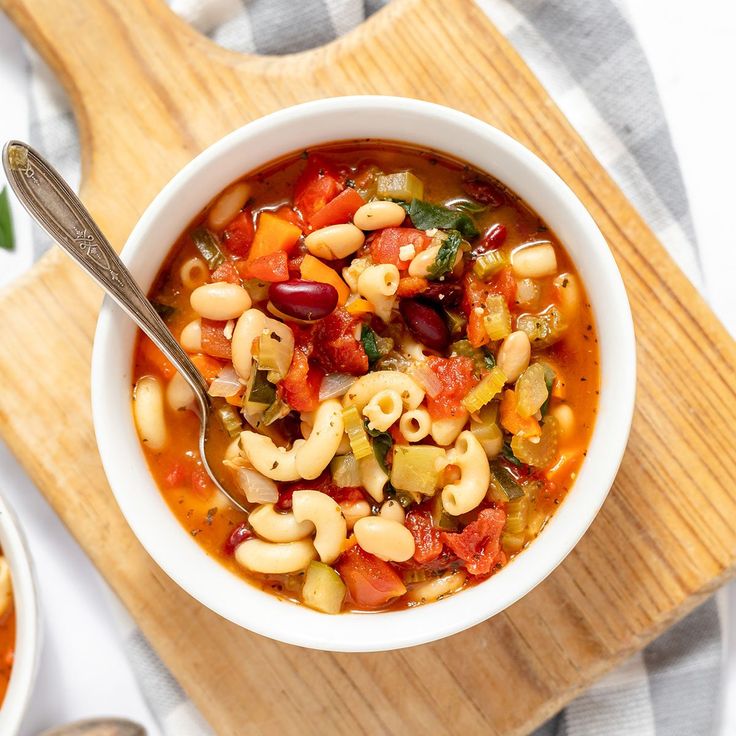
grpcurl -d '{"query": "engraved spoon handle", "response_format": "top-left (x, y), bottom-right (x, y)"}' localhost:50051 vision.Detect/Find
top-left (1, 140), bottom-right (209, 403)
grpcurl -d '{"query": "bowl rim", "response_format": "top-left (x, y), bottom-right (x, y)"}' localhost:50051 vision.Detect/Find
top-left (0, 492), bottom-right (40, 732)
top-left (91, 95), bottom-right (636, 652)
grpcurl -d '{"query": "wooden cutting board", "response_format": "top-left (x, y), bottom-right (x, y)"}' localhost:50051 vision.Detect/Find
top-left (2, 0), bottom-right (736, 733)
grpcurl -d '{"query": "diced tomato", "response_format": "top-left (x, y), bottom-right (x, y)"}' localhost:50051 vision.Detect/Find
top-left (312, 308), bottom-right (368, 375)
top-left (274, 205), bottom-right (304, 232)
top-left (441, 507), bottom-right (507, 576)
top-left (293, 156), bottom-right (342, 222)
top-left (210, 260), bottom-right (240, 284)
top-left (191, 467), bottom-right (216, 499)
top-left (425, 356), bottom-right (478, 419)
top-left (223, 522), bottom-right (253, 556)
top-left (309, 187), bottom-right (364, 229)
top-left (200, 318), bottom-right (232, 360)
top-left (336, 545), bottom-right (406, 609)
top-left (462, 272), bottom-right (492, 348)
top-left (388, 424), bottom-right (407, 446)
top-left (489, 267), bottom-right (517, 307)
top-left (396, 276), bottom-right (429, 297)
top-left (281, 349), bottom-right (322, 412)
top-left (139, 335), bottom-right (176, 379)
top-left (222, 210), bottom-right (255, 257)
top-left (239, 250), bottom-right (289, 282)
top-left (164, 457), bottom-right (195, 488)
top-left (405, 510), bottom-right (443, 565)
top-left (370, 227), bottom-right (430, 270)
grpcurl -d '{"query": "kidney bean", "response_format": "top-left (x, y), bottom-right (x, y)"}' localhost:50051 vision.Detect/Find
top-left (473, 223), bottom-right (507, 256)
top-left (419, 282), bottom-right (463, 308)
top-left (269, 279), bottom-right (338, 321)
top-left (223, 522), bottom-right (253, 556)
top-left (399, 298), bottom-right (450, 352)
top-left (462, 175), bottom-right (506, 207)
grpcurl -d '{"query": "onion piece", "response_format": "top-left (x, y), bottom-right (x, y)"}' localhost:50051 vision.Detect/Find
top-left (319, 373), bottom-right (356, 401)
top-left (235, 467), bottom-right (278, 504)
top-left (330, 453), bottom-right (361, 488)
top-left (409, 362), bottom-right (442, 399)
top-left (208, 365), bottom-right (241, 398)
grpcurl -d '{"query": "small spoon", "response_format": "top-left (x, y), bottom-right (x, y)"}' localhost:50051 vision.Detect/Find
top-left (2, 140), bottom-right (248, 514)
top-left (38, 718), bottom-right (145, 736)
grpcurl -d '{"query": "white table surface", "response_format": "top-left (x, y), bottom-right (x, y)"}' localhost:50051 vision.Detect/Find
top-left (0, 2), bottom-right (735, 734)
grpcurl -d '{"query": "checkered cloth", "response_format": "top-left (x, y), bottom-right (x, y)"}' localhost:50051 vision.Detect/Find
top-left (25, 1), bottom-right (721, 734)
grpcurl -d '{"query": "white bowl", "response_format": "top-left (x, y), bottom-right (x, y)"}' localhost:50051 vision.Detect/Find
top-left (0, 493), bottom-right (39, 733)
top-left (92, 96), bottom-right (636, 652)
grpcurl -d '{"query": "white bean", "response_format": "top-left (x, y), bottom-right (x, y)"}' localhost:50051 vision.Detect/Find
top-left (354, 516), bottom-right (415, 562)
top-left (190, 282), bottom-right (251, 320)
top-left (207, 181), bottom-right (252, 231)
top-left (166, 372), bottom-right (195, 412)
top-left (179, 257), bottom-right (209, 290)
top-left (133, 375), bottom-right (167, 451)
top-left (305, 223), bottom-right (365, 260)
top-left (179, 319), bottom-right (202, 353)
top-left (379, 499), bottom-right (406, 524)
top-left (353, 200), bottom-right (406, 230)
top-left (511, 243), bottom-right (557, 278)
top-left (496, 330), bottom-right (531, 383)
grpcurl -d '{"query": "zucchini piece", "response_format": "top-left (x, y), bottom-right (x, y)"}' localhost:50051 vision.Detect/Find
top-left (302, 561), bottom-right (346, 614)
top-left (390, 445), bottom-right (445, 496)
top-left (376, 171), bottom-right (424, 201)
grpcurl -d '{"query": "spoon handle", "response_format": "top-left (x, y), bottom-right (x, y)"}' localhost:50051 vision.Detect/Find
top-left (2, 140), bottom-right (209, 402)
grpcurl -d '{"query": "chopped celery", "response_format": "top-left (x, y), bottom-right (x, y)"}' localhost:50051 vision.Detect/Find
top-left (190, 227), bottom-right (225, 270)
top-left (483, 295), bottom-right (512, 341)
top-left (376, 171), bottom-right (424, 201)
top-left (473, 250), bottom-right (507, 280)
top-left (470, 410), bottom-right (503, 459)
top-left (330, 454), bottom-right (361, 487)
top-left (216, 403), bottom-right (242, 438)
top-left (538, 362), bottom-right (557, 416)
top-left (516, 305), bottom-right (565, 348)
top-left (462, 366), bottom-right (506, 414)
top-left (390, 445), bottom-right (445, 496)
top-left (403, 568), bottom-right (433, 584)
top-left (511, 416), bottom-right (559, 468)
top-left (515, 363), bottom-right (549, 418)
top-left (302, 561), bottom-right (346, 614)
top-left (342, 406), bottom-right (372, 459)
top-left (246, 368), bottom-right (276, 409)
top-left (257, 328), bottom-right (292, 381)
top-left (504, 495), bottom-right (529, 534)
top-left (490, 461), bottom-right (524, 501)
top-left (501, 531), bottom-right (526, 555)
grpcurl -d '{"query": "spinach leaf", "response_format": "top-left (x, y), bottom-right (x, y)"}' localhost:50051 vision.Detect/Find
top-left (0, 187), bottom-right (15, 252)
top-left (426, 230), bottom-right (462, 281)
top-left (152, 301), bottom-right (176, 321)
top-left (365, 421), bottom-right (394, 473)
top-left (403, 199), bottom-right (479, 239)
top-left (360, 325), bottom-right (381, 366)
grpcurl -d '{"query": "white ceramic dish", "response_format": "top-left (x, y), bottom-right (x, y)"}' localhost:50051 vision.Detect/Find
top-left (0, 493), bottom-right (39, 733)
top-left (92, 96), bottom-right (636, 652)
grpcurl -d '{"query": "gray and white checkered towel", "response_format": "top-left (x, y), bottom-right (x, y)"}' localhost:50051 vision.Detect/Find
top-left (25, 1), bottom-right (721, 734)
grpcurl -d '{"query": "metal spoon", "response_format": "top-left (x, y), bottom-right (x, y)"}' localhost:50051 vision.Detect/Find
top-left (38, 718), bottom-right (145, 736)
top-left (2, 140), bottom-right (248, 514)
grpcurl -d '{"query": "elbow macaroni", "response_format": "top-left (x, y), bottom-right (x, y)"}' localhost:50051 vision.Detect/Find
top-left (363, 389), bottom-right (403, 432)
top-left (249, 503), bottom-right (315, 543)
top-left (359, 452), bottom-right (389, 502)
top-left (343, 371), bottom-right (425, 413)
top-left (441, 431), bottom-right (491, 516)
top-left (357, 264), bottom-right (399, 322)
top-left (430, 410), bottom-right (469, 446)
top-left (291, 490), bottom-right (347, 564)
top-left (399, 408), bottom-right (431, 443)
top-left (235, 538), bottom-right (317, 574)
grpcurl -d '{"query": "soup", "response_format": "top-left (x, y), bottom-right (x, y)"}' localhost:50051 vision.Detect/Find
top-left (132, 142), bottom-right (599, 613)
top-left (0, 552), bottom-right (15, 702)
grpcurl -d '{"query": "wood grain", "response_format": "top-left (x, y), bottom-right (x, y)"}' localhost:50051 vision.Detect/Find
top-left (2, 0), bottom-right (736, 734)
